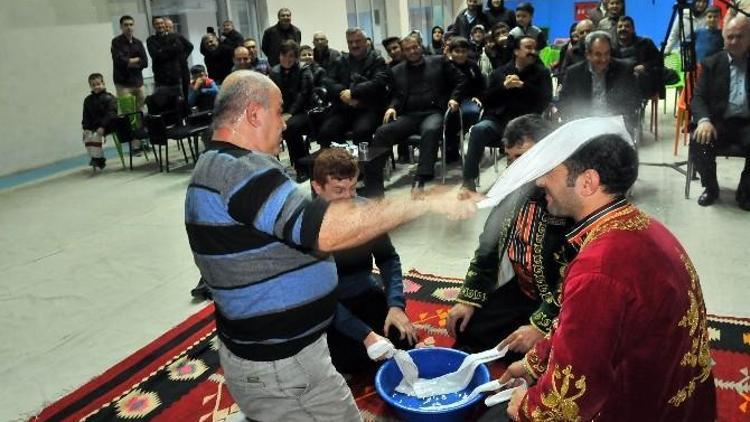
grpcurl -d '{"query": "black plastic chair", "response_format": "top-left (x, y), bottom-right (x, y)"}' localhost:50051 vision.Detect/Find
top-left (111, 112), bottom-right (151, 170)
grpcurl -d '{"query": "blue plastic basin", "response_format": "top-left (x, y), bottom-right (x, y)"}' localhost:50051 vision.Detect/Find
top-left (374, 347), bottom-right (490, 422)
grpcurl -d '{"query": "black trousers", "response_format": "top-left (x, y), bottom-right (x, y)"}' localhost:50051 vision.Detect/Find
top-left (453, 280), bottom-right (538, 356)
top-left (283, 113), bottom-right (310, 172)
top-left (326, 288), bottom-right (412, 374)
top-left (689, 118), bottom-right (750, 195)
top-left (316, 108), bottom-right (381, 146)
top-left (365, 111), bottom-right (444, 197)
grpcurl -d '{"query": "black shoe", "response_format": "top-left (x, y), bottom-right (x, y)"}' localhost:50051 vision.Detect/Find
top-left (88, 158), bottom-right (96, 167)
top-left (96, 157), bottom-right (106, 169)
top-left (191, 278), bottom-right (212, 301)
top-left (697, 189), bottom-right (718, 206)
top-left (461, 179), bottom-right (477, 192)
top-left (739, 200), bottom-right (750, 211)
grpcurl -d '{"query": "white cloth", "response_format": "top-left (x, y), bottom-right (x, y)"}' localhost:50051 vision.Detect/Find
top-left (395, 346), bottom-right (508, 398)
top-left (367, 338), bottom-right (396, 360)
top-left (477, 116), bottom-right (633, 209)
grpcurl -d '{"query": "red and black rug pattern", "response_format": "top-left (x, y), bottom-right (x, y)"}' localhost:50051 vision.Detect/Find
top-left (31, 270), bottom-right (750, 422)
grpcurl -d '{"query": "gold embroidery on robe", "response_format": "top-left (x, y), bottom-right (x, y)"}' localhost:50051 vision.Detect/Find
top-left (530, 364), bottom-right (587, 421)
top-left (579, 206), bottom-right (650, 251)
top-left (668, 254), bottom-right (712, 407)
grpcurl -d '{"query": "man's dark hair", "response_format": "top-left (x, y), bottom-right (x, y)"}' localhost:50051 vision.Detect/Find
top-left (300, 44), bottom-right (313, 54)
top-left (563, 134), bottom-right (638, 195)
top-left (278, 8), bottom-right (291, 17)
top-left (705, 6), bottom-right (721, 15)
top-left (381, 36), bottom-right (400, 49)
top-left (516, 2), bottom-right (534, 15)
top-left (617, 15), bottom-right (635, 28)
top-left (88, 73), bottom-right (104, 83)
top-left (491, 22), bottom-right (511, 34)
top-left (400, 34), bottom-right (421, 48)
top-left (313, 148), bottom-right (359, 185)
top-left (502, 114), bottom-right (552, 148)
top-left (119, 15), bottom-right (134, 25)
top-left (512, 34), bottom-right (537, 50)
top-left (448, 36), bottom-right (471, 51)
top-left (152, 16), bottom-right (164, 24)
top-left (279, 39), bottom-right (300, 57)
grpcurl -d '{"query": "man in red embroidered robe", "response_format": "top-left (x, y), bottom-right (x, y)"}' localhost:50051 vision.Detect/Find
top-left (494, 133), bottom-right (716, 421)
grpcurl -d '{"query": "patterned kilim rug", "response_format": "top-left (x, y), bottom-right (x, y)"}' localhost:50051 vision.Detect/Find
top-left (32, 270), bottom-right (750, 422)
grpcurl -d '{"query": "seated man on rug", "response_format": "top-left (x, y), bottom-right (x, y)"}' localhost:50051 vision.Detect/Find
top-left (311, 148), bottom-right (416, 375)
top-left (448, 114), bottom-right (572, 357)
top-left (691, 15), bottom-right (750, 210)
top-left (489, 132), bottom-right (715, 421)
top-left (184, 70), bottom-right (478, 422)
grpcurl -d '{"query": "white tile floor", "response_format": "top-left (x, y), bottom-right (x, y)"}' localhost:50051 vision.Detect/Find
top-left (1, 105), bottom-right (748, 421)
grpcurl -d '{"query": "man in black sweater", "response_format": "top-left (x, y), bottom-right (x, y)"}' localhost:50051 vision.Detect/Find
top-left (200, 33), bottom-right (234, 85)
top-left (461, 35), bottom-right (551, 192)
top-left (368, 35), bottom-right (467, 197)
top-left (111, 15), bottom-right (148, 111)
top-left (318, 28), bottom-right (390, 148)
top-left (269, 40), bottom-right (313, 180)
top-left (147, 16), bottom-right (187, 96)
top-left (312, 31), bottom-right (341, 73)
top-left (164, 17), bottom-right (194, 101)
top-left (261, 8), bottom-right (302, 67)
top-left (453, 0), bottom-right (488, 38)
top-left (613, 16), bottom-right (661, 99)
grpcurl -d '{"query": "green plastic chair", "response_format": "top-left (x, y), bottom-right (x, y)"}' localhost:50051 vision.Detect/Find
top-left (663, 52), bottom-right (685, 115)
top-left (115, 95), bottom-right (150, 167)
top-left (539, 46), bottom-right (561, 69)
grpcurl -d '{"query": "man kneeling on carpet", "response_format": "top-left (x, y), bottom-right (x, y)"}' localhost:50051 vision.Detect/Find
top-left (311, 148), bottom-right (416, 375)
top-left (447, 114), bottom-right (573, 359)
top-left (482, 131), bottom-right (715, 421)
top-left (184, 70), bottom-right (478, 421)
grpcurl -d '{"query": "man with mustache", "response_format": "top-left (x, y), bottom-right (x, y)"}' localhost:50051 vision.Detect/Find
top-left (461, 36), bottom-right (551, 193)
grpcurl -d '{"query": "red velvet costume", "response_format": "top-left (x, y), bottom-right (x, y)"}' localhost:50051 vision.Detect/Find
top-left (519, 200), bottom-right (716, 421)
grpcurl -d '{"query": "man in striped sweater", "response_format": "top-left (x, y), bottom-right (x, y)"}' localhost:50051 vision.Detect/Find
top-left (184, 70), bottom-right (477, 421)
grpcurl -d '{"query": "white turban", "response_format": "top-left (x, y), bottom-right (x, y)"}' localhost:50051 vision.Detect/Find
top-left (477, 116), bottom-right (633, 209)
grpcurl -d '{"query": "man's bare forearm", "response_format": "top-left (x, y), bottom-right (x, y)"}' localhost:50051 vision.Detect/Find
top-left (317, 194), bottom-right (430, 252)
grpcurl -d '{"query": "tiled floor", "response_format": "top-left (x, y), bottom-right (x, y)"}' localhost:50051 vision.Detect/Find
top-left (1, 104), bottom-right (748, 421)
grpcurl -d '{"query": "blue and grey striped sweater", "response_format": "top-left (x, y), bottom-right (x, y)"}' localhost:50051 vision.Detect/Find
top-left (185, 141), bottom-right (336, 361)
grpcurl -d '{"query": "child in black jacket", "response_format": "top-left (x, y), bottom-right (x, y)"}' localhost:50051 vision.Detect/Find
top-left (82, 73), bottom-right (117, 169)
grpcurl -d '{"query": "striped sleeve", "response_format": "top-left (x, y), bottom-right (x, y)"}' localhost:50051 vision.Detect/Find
top-left (226, 167), bottom-right (329, 249)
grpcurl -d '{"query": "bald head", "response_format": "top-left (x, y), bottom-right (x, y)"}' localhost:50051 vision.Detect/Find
top-left (576, 19), bottom-right (594, 40)
top-left (724, 15), bottom-right (750, 58)
top-left (214, 71), bottom-right (275, 129)
top-left (233, 46), bottom-right (252, 69)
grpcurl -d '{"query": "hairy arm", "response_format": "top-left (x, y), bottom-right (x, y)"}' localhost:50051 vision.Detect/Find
top-left (318, 190), bottom-right (475, 252)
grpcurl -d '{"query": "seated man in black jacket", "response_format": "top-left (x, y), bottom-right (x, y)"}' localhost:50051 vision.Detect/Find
top-left (613, 16), bottom-right (661, 99)
top-left (558, 31), bottom-right (640, 132)
top-left (318, 27), bottom-right (390, 147)
top-left (369, 35), bottom-right (467, 197)
top-left (461, 35), bottom-right (552, 192)
top-left (270, 40), bottom-right (313, 181)
top-left (691, 15), bottom-right (750, 209)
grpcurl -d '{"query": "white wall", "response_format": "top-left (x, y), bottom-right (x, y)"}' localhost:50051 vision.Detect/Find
top-left (0, 1), bottom-right (115, 177)
top-left (265, 0), bottom-right (349, 51)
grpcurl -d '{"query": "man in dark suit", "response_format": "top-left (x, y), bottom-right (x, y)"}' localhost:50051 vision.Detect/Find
top-left (613, 16), bottom-right (661, 99)
top-left (261, 8), bottom-right (302, 67)
top-left (558, 31), bottom-right (640, 132)
top-left (452, 0), bottom-right (488, 39)
top-left (318, 27), bottom-right (390, 148)
top-left (461, 35), bottom-right (552, 192)
top-left (367, 35), bottom-right (467, 197)
top-left (147, 16), bottom-right (187, 97)
top-left (691, 15), bottom-right (750, 210)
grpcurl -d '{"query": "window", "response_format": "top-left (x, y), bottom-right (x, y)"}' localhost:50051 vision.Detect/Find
top-left (346, 0), bottom-right (388, 51)
top-left (408, 0), bottom-right (453, 44)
